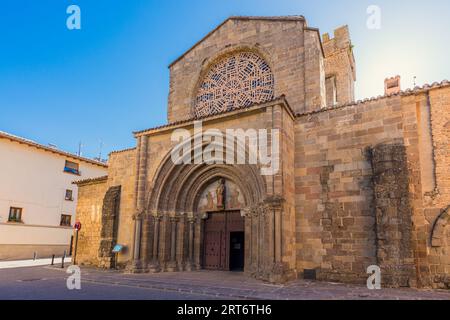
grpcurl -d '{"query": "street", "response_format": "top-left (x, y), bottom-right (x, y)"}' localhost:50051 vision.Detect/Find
top-left (0, 265), bottom-right (449, 300)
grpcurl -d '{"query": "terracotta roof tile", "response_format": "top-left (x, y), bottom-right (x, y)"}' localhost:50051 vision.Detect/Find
top-left (295, 80), bottom-right (450, 118)
top-left (109, 147), bottom-right (136, 155)
top-left (72, 175), bottom-right (108, 185)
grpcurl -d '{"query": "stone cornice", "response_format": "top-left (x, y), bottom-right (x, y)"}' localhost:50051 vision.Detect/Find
top-left (133, 96), bottom-right (294, 137)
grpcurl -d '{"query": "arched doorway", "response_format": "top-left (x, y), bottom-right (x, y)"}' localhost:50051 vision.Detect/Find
top-left (203, 210), bottom-right (245, 271)
top-left (140, 138), bottom-right (273, 278)
top-left (197, 178), bottom-right (246, 271)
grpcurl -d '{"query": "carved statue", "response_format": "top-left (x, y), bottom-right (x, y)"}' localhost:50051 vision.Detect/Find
top-left (229, 188), bottom-right (240, 209)
top-left (206, 191), bottom-right (214, 210)
top-left (216, 178), bottom-right (226, 209)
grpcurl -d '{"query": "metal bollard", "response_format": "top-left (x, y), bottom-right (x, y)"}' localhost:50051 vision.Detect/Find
top-left (61, 251), bottom-right (66, 269)
top-left (51, 254), bottom-right (55, 265)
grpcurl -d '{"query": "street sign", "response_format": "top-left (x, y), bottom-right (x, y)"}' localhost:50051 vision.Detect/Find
top-left (112, 244), bottom-right (123, 253)
top-left (74, 221), bottom-right (82, 231)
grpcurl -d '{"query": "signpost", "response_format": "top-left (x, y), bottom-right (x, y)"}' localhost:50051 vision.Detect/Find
top-left (73, 222), bottom-right (82, 265)
top-left (112, 244), bottom-right (123, 269)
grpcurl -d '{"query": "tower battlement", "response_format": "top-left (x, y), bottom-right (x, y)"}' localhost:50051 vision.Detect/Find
top-left (322, 25), bottom-right (356, 106)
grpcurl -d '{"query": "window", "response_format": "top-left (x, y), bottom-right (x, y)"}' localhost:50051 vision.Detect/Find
top-left (325, 76), bottom-right (337, 107)
top-left (60, 214), bottom-right (72, 227)
top-left (64, 160), bottom-right (80, 175)
top-left (8, 207), bottom-right (23, 223)
top-left (195, 51), bottom-right (274, 118)
top-left (65, 189), bottom-right (73, 201)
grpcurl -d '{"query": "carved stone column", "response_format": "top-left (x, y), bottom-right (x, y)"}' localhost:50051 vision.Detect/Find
top-left (185, 217), bottom-right (195, 271)
top-left (266, 196), bottom-right (286, 283)
top-left (167, 217), bottom-right (179, 272)
top-left (133, 214), bottom-right (142, 259)
top-left (242, 208), bottom-right (252, 275)
top-left (148, 215), bottom-right (161, 272)
top-left (126, 212), bottom-right (145, 273)
top-left (128, 134), bottom-right (148, 273)
top-left (258, 205), bottom-right (266, 279)
top-left (140, 213), bottom-right (153, 267)
top-left (194, 215), bottom-right (205, 270)
top-left (248, 206), bottom-right (260, 276)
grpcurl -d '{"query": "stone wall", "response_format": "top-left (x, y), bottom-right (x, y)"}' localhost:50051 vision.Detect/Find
top-left (75, 149), bottom-right (136, 267)
top-left (295, 95), bottom-right (404, 284)
top-left (74, 177), bottom-right (107, 266)
top-left (168, 17), bottom-right (328, 121)
top-left (294, 85), bottom-right (450, 287)
top-left (426, 87), bottom-right (450, 288)
top-left (304, 28), bottom-right (326, 110)
top-left (106, 149), bottom-right (136, 266)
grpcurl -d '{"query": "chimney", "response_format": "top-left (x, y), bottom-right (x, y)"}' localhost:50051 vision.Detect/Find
top-left (384, 76), bottom-right (401, 95)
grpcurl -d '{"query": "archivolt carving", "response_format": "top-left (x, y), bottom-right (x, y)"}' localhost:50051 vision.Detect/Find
top-left (146, 149), bottom-right (266, 216)
top-left (195, 51), bottom-right (274, 117)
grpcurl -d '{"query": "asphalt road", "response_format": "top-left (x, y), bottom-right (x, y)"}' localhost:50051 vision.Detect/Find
top-left (0, 266), bottom-right (219, 300)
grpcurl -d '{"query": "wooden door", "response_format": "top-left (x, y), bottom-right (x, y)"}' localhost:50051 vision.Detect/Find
top-left (203, 213), bottom-right (226, 270)
top-left (203, 211), bottom-right (244, 271)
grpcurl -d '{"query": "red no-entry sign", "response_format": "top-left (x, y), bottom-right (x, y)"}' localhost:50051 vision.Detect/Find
top-left (74, 222), bottom-right (82, 231)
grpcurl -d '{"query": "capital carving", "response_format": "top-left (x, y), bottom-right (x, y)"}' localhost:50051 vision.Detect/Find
top-left (241, 208), bottom-right (252, 218)
top-left (243, 203), bottom-right (271, 218)
top-left (187, 217), bottom-right (196, 224)
top-left (264, 196), bottom-right (285, 210)
top-left (132, 210), bottom-right (145, 221)
top-left (258, 204), bottom-right (270, 217)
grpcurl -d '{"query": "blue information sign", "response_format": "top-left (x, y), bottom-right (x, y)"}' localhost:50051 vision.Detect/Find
top-left (112, 244), bottom-right (123, 253)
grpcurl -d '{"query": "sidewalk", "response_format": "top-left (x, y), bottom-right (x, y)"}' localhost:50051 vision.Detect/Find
top-left (0, 257), bottom-right (72, 269)
top-left (77, 267), bottom-right (450, 300)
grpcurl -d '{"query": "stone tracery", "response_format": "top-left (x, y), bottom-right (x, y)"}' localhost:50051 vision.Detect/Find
top-left (194, 51), bottom-right (274, 117)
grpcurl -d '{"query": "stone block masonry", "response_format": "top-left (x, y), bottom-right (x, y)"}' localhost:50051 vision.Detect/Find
top-left (370, 143), bottom-right (416, 287)
top-left (73, 16), bottom-right (449, 288)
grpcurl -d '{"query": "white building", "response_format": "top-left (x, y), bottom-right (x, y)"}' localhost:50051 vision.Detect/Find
top-left (0, 131), bottom-right (108, 260)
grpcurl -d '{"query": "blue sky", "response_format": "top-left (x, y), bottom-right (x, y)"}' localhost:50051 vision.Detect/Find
top-left (1, 0), bottom-right (449, 159)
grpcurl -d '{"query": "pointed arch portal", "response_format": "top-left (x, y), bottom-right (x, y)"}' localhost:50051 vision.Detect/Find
top-left (128, 139), bottom-right (288, 282)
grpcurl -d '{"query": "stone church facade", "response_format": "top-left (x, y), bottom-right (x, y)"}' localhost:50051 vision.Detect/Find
top-left (74, 16), bottom-right (450, 288)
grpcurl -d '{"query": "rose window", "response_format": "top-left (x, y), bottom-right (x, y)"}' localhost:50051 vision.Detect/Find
top-left (194, 51), bottom-right (274, 117)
